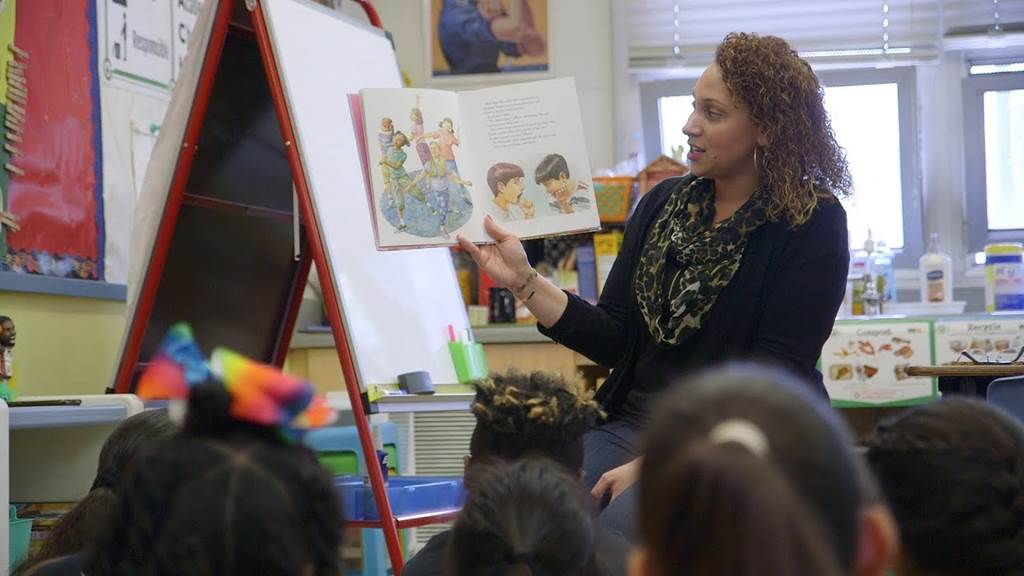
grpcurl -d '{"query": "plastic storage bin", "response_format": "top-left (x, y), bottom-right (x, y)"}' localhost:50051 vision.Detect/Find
top-left (334, 476), bottom-right (465, 522)
top-left (10, 505), bottom-right (33, 569)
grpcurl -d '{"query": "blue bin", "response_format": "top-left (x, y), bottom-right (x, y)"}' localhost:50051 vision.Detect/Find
top-left (335, 476), bottom-right (465, 522)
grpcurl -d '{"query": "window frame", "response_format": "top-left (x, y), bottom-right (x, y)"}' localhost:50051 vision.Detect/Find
top-left (962, 69), bottom-right (1024, 253)
top-left (638, 66), bottom-right (925, 267)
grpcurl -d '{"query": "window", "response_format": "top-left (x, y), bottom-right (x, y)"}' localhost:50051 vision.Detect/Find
top-left (963, 66), bottom-right (1024, 251)
top-left (639, 67), bottom-right (923, 265)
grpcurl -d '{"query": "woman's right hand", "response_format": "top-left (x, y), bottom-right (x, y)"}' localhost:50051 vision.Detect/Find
top-left (456, 215), bottom-right (532, 290)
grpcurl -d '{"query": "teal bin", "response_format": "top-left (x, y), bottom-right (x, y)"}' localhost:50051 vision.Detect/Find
top-left (10, 505), bottom-right (33, 569)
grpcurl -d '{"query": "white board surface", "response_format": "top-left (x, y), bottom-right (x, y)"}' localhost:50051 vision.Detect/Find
top-left (262, 0), bottom-right (469, 388)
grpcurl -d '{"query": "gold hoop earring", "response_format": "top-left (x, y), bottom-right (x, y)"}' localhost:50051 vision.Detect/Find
top-left (753, 147), bottom-right (760, 174)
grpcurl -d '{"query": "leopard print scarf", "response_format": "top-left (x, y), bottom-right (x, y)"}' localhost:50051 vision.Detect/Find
top-left (635, 177), bottom-right (768, 346)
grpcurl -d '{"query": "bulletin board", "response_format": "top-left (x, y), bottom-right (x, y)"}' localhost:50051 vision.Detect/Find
top-left (0, 0), bottom-right (205, 296)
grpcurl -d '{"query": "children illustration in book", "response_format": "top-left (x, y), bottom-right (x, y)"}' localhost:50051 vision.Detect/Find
top-left (409, 96), bottom-right (433, 168)
top-left (406, 142), bottom-right (474, 239)
top-left (360, 79), bottom-right (599, 248)
top-left (534, 153), bottom-right (591, 215)
top-left (378, 131), bottom-right (423, 231)
top-left (432, 117), bottom-right (461, 174)
top-left (378, 117), bottom-right (396, 203)
top-left (487, 162), bottom-right (535, 222)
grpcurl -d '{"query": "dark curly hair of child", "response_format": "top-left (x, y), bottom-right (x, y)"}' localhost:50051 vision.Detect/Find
top-left (470, 370), bottom-right (604, 472)
top-left (866, 398), bottom-right (1024, 576)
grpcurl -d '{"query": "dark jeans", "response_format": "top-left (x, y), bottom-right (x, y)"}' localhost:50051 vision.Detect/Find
top-left (583, 419), bottom-right (640, 541)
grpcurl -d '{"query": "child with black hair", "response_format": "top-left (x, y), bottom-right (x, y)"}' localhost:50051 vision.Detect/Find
top-left (866, 398), bottom-right (1024, 576)
top-left (34, 324), bottom-right (345, 576)
top-left (534, 153), bottom-right (590, 215)
top-left (403, 369), bottom-right (628, 576)
top-left (449, 458), bottom-right (600, 576)
top-left (15, 411), bottom-right (175, 576)
top-left (630, 364), bottom-right (865, 576)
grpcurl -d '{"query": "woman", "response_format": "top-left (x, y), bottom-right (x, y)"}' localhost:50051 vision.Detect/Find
top-left (458, 32), bottom-right (851, 517)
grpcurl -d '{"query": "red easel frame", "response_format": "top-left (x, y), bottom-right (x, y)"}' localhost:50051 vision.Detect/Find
top-left (111, 1), bottom-right (454, 572)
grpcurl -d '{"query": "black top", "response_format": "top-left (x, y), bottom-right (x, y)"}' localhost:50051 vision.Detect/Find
top-left (403, 526), bottom-right (630, 576)
top-left (539, 176), bottom-right (849, 422)
top-left (22, 551), bottom-right (91, 576)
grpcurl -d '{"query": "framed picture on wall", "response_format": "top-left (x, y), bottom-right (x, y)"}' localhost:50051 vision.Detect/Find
top-left (426, 0), bottom-right (550, 81)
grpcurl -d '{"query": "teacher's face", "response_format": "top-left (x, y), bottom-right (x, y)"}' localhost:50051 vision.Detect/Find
top-left (682, 64), bottom-right (760, 181)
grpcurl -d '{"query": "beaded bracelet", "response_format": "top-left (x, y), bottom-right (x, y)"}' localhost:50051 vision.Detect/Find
top-left (513, 269), bottom-right (538, 295)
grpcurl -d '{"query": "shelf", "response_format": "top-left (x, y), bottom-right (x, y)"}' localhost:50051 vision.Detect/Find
top-left (10, 404), bottom-right (130, 430)
top-left (348, 509), bottom-right (461, 530)
top-left (372, 393), bottom-right (473, 413)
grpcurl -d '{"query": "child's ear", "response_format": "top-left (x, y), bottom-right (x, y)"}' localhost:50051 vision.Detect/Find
top-left (463, 455), bottom-right (472, 475)
top-left (559, 171), bottom-right (569, 182)
top-left (496, 182), bottom-right (506, 195)
top-left (628, 547), bottom-right (656, 576)
top-left (855, 505), bottom-right (900, 576)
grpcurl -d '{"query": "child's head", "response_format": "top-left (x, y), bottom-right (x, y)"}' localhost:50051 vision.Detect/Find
top-left (534, 154), bottom-right (571, 197)
top-left (90, 327), bottom-right (343, 576)
top-left (429, 141), bottom-right (442, 156)
top-left (486, 163), bottom-right (526, 203)
top-left (411, 107), bottom-right (423, 123)
top-left (13, 411), bottom-right (175, 575)
top-left (866, 398), bottom-right (1024, 576)
top-left (439, 117), bottom-right (454, 131)
top-left (633, 364), bottom-right (861, 576)
top-left (469, 370), bottom-right (603, 474)
top-left (381, 117), bottom-right (393, 132)
top-left (449, 458), bottom-right (598, 576)
top-left (393, 131), bottom-right (408, 148)
top-left (89, 382), bottom-right (345, 576)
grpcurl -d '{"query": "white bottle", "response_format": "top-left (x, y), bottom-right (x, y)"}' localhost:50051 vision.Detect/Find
top-left (919, 232), bottom-right (953, 303)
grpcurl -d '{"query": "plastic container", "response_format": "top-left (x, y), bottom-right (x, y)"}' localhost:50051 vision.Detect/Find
top-left (334, 476), bottom-right (465, 521)
top-left (919, 232), bottom-right (953, 303)
top-left (448, 341), bottom-right (488, 384)
top-left (985, 243), bottom-right (1024, 312)
top-left (869, 241), bottom-right (897, 302)
top-left (9, 505), bottom-right (33, 569)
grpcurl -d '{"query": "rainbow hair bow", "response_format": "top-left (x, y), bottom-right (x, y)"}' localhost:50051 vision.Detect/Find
top-left (137, 323), bottom-right (335, 430)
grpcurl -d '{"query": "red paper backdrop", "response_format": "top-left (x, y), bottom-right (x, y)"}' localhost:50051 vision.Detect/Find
top-left (4, 0), bottom-right (102, 280)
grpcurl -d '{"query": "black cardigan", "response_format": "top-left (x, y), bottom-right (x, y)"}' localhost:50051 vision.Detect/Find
top-left (539, 176), bottom-right (849, 421)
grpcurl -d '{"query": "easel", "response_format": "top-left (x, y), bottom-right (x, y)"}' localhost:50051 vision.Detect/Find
top-left (110, 1), bottom-right (441, 573)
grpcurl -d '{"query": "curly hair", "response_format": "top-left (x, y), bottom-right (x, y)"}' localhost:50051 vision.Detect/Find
top-left (715, 32), bottom-right (852, 227)
top-left (865, 399), bottom-right (1024, 575)
top-left (470, 370), bottom-right (604, 473)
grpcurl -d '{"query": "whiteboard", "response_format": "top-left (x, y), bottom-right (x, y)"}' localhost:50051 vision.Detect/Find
top-left (262, 0), bottom-right (469, 388)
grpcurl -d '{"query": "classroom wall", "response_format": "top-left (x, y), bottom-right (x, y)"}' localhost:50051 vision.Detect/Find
top-left (373, 0), bottom-right (617, 171)
top-left (0, 292), bottom-right (126, 396)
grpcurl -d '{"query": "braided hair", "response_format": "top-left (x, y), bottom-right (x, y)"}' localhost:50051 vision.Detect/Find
top-left (470, 370), bottom-right (604, 473)
top-left (448, 458), bottom-right (598, 576)
top-left (866, 398), bottom-right (1024, 576)
top-left (88, 381), bottom-right (345, 576)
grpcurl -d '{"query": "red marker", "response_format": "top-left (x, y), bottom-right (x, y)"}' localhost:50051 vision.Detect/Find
top-left (448, 324), bottom-right (458, 342)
